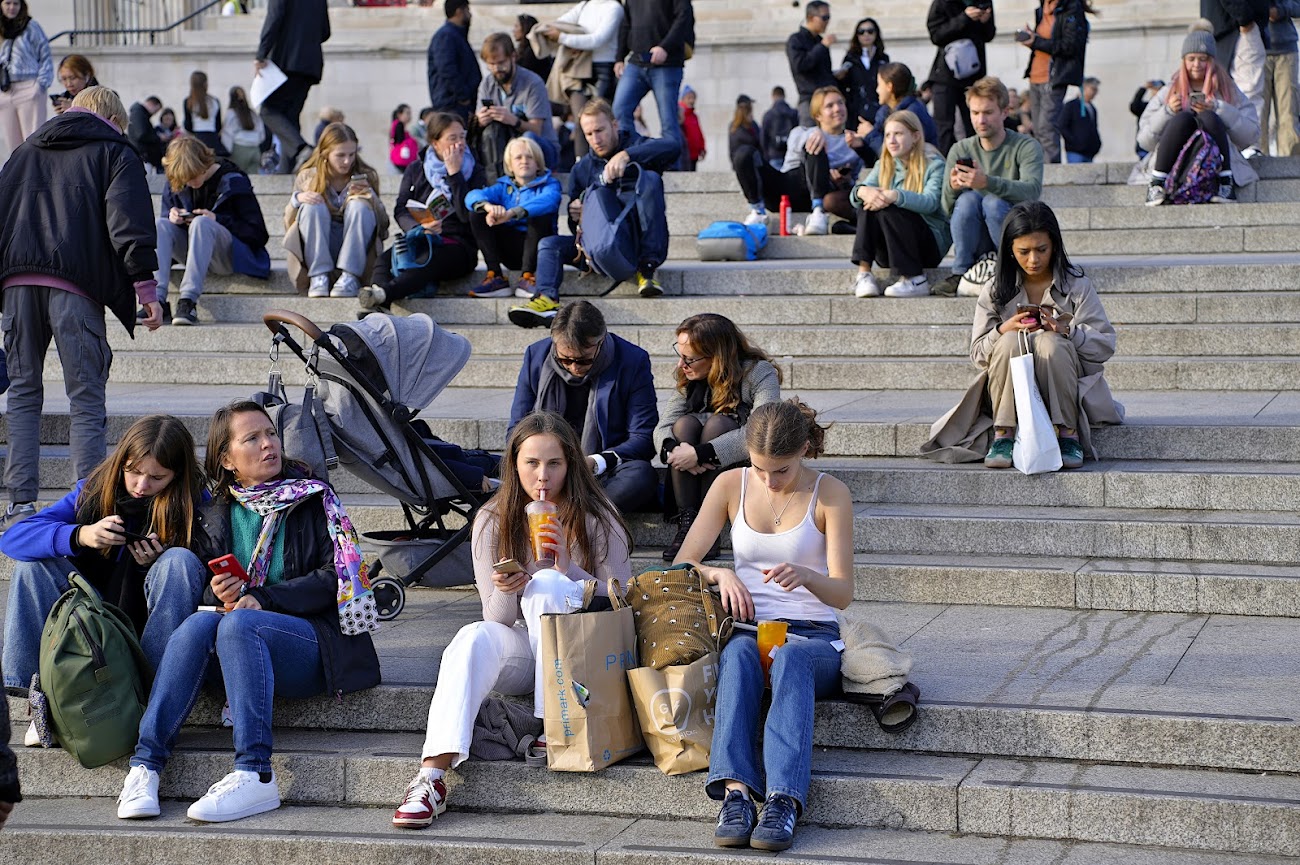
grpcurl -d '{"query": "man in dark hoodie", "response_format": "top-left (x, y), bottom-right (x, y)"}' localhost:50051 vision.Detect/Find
top-left (508, 98), bottom-right (678, 329)
top-left (0, 86), bottom-right (161, 535)
top-left (611, 0), bottom-right (693, 163)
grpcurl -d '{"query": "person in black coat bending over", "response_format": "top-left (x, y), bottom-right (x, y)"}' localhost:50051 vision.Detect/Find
top-left (254, 0), bottom-right (331, 173)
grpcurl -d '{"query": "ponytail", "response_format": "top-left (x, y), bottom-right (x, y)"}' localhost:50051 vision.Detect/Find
top-left (746, 398), bottom-right (830, 460)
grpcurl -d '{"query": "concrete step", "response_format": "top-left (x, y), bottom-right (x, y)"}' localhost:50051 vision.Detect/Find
top-left (7, 806), bottom-right (1286, 865)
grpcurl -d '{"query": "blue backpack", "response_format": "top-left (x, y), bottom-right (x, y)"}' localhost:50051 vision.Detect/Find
top-left (696, 221), bottom-right (768, 261)
top-left (1165, 130), bottom-right (1223, 205)
top-left (580, 164), bottom-right (669, 293)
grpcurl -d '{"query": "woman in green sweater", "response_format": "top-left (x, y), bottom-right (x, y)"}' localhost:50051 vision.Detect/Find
top-left (849, 109), bottom-right (951, 298)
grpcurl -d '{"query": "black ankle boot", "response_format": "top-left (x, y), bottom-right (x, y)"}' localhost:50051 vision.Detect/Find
top-left (663, 509), bottom-right (698, 561)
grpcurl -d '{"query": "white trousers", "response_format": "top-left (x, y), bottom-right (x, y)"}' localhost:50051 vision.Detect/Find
top-left (1233, 25), bottom-right (1267, 147)
top-left (419, 568), bottom-right (587, 765)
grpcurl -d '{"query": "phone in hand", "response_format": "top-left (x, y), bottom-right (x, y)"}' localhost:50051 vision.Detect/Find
top-left (956, 157), bottom-right (975, 169)
top-left (208, 554), bottom-right (251, 583)
top-left (50, 94), bottom-right (63, 105)
top-left (1015, 28), bottom-right (1033, 43)
top-left (112, 526), bottom-right (154, 544)
top-left (1190, 90), bottom-right (1206, 107)
top-left (481, 98), bottom-right (494, 108)
top-left (494, 558), bottom-right (526, 575)
top-left (1016, 304), bottom-right (1042, 326)
top-left (177, 210), bottom-right (194, 222)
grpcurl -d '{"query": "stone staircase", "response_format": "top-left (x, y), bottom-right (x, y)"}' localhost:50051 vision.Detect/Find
top-left (6, 160), bottom-right (1300, 863)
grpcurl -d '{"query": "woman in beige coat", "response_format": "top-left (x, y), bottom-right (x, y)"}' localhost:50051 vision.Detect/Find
top-left (922, 201), bottom-right (1123, 470)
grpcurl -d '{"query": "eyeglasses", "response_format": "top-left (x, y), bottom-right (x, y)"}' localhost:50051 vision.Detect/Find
top-left (554, 340), bottom-right (602, 370)
top-left (857, 27), bottom-right (876, 35)
top-left (814, 13), bottom-right (831, 19)
top-left (673, 345), bottom-right (708, 367)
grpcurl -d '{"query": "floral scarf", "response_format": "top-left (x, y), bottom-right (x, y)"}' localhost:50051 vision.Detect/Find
top-left (229, 478), bottom-right (378, 636)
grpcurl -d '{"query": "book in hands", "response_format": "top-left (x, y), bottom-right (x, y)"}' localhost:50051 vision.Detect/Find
top-left (407, 193), bottom-right (453, 227)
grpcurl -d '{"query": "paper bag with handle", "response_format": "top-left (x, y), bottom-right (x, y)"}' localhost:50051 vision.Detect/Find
top-left (627, 652), bottom-right (719, 775)
top-left (540, 580), bottom-right (643, 771)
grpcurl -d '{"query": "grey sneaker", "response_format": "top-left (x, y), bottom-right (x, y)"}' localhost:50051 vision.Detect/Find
top-left (0, 502), bottom-right (36, 535)
top-left (331, 272), bottom-right (361, 298)
top-left (1145, 183), bottom-right (1167, 207)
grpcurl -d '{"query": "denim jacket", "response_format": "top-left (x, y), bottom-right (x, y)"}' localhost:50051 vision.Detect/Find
top-left (1, 20), bottom-right (53, 88)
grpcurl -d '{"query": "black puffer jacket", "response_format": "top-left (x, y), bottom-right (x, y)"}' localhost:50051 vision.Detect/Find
top-left (196, 489), bottom-right (381, 698)
top-left (1020, 0), bottom-right (1090, 89)
top-left (392, 148), bottom-right (487, 248)
top-left (927, 0), bottom-right (997, 85)
top-left (0, 110), bottom-right (158, 335)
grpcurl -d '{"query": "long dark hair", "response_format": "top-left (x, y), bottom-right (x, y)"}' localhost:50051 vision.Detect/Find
top-left (187, 70), bottom-right (211, 119)
top-left (229, 85), bottom-right (256, 131)
top-left (77, 415), bottom-right (204, 552)
top-left (477, 411), bottom-right (630, 573)
top-left (844, 17), bottom-right (885, 63)
top-left (730, 99), bottom-right (755, 133)
top-left (0, 0), bottom-right (31, 39)
top-left (674, 314), bottom-right (782, 414)
top-left (991, 201), bottom-right (1084, 308)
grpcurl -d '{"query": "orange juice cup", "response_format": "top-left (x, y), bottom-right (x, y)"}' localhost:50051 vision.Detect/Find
top-left (525, 499), bottom-right (558, 567)
top-left (756, 620), bottom-right (788, 686)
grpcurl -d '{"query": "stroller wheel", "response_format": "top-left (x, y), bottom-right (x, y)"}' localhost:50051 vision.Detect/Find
top-left (371, 575), bottom-right (407, 621)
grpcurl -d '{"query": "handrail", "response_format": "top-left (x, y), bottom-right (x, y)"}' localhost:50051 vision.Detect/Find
top-left (49, 0), bottom-right (229, 46)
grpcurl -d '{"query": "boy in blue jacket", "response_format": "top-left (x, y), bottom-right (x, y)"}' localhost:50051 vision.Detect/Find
top-left (508, 98), bottom-right (679, 329)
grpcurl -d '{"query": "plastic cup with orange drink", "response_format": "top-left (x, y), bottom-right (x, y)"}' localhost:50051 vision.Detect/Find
top-left (756, 620), bottom-right (788, 686)
top-left (525, 494), bottom-right (558, 568)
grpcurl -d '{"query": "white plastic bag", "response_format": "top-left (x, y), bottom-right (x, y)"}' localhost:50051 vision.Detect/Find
top-left (1011, 332), bottom-right (1062, 475)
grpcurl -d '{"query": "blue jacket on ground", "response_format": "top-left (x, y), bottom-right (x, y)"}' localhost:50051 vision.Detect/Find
top-left (464, 170), bottom-right (563, 233)
top-left (160, 160), bottom-right (271, 279)
top-left (427, 19), bottom-right (481, 118)
top-left (508, 334), bottom-right (658, 463)
top-left (865, 95), bottom-right (940, 155)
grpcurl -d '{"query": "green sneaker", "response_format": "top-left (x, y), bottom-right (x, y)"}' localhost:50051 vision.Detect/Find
top-left (984, 437), bottom-right (1014, 469)
top-left (1058, 436), bottom-right (1084, 469)
top-left (508, 294), bottom-right (560, 328)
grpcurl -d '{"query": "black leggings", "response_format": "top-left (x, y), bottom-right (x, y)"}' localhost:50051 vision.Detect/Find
top-left (469, 212), bottom-right (555, 275)
top-left (852, 205), bottom-right (942, 277)
top-left (371, 236), bottom-right (477, 301)
top-left (1152, 109), bottom-right (1233, 176)
top-left (670, 413), bottom-right (740, 514)
top-left (731, 144), bottom-right (853, 219)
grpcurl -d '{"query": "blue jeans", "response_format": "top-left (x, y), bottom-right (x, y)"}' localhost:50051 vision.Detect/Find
top-left (612, 62), bottom-right (684, 159)
top-left (533, 234), bottom-right (585, 301)
top-left (2, 548), bottom-right (206, 693)
top-left (1065, 152), bottom-right (1091, 163)
top-left (131, 608), bottom-right (326, 774)
top-left (950, 190), bottom-right (1013, 273)
top-left (705, 620), bottom-right (843, 810)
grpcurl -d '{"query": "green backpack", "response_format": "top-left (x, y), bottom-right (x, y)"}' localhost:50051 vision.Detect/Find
top-left (38, 572), bottom-right (152, 768)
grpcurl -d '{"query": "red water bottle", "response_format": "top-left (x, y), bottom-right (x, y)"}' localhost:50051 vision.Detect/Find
top-left (779, 195), bottom-right (792, 236)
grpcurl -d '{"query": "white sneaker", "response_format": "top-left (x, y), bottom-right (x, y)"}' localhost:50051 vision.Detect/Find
top-left (117, 765), bottom-right (161, 819)
top-left (307, 275), bottom-right (331, 298)
top-left (802, 208), bottom-right (829, 236)
top-left (743, 209), bottom-right (766, 226)
top-left (186, 770), bottom-right (281, 823)
top-left (852, 271), bottom-right (881, 298)
top-left (884, 275), bottom-right (931, 298)
top-left (330, 272), bottom-right (361, 298)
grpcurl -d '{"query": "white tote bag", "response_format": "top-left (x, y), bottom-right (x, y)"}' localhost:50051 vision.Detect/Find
top-left (1010, 331), bottom-right (1063, 475)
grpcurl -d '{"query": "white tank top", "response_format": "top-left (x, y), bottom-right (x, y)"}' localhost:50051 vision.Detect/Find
top-left (731, 468), bottom-right (836, 623)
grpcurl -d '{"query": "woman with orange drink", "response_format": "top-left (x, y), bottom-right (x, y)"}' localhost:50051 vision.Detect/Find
top-left (674, 398), bottom-right (854, 853)
top-left (391, 411), bottom-right (631, 828)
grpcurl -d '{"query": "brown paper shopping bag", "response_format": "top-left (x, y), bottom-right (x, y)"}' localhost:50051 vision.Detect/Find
top-left (627, 653), bottom-right (719, 775)
top-left (539, 604), bottom-right (643, 772)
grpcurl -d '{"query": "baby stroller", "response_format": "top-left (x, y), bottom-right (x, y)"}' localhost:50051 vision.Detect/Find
top-left (262, 310), bottom-right (493, 621)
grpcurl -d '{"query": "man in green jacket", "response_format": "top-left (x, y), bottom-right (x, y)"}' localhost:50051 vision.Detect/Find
top-left (934, 76), bottom-right (1044, 297)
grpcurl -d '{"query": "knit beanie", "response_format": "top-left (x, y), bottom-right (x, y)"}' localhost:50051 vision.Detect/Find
top-left (1182, 19), bottom-right (1217, 59)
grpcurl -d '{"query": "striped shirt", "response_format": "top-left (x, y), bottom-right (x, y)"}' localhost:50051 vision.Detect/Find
top-left (0, 20), bottom-right (53, 88)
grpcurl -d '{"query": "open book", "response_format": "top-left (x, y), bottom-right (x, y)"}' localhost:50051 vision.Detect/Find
top-left (406, 192), bottom-right (454, 227)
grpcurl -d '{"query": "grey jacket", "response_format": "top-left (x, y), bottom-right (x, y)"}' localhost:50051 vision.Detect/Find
top-left (1130, 81), bottom-right (1261, 186)
top-left (653, 359), bottom-right (782, 468)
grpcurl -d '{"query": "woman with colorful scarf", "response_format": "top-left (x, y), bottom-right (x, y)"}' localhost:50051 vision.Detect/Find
top-left (115, 401), bottom-right (380, 825)
top-left (360, 112), bottom-right (488, 313)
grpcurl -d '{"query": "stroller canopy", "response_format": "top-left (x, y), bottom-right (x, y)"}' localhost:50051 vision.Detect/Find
top-left (336, 313), bottom-right (471, 411)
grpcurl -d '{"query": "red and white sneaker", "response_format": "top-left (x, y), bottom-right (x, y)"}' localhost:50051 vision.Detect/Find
top-left (392, 772), bottom-right (448, 828)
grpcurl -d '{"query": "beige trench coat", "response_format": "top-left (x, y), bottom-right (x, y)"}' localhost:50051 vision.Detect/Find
top-left (282, 166), bottom-right (390, 294)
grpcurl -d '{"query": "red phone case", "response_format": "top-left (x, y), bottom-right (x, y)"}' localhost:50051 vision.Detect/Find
top-left (208, 554), bottom-right (250, 582)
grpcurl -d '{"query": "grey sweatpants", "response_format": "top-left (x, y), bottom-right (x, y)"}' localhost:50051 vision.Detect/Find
top-left (154, 215), bottom-right (235, 303)
top-left (1, 285), bottom-right (111, 502)
top-left (296, 199), bottom-right (376, 279)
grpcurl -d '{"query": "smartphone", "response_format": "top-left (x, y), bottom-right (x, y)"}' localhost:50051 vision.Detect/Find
top-left (1190, 90), bottom-right (1206, 106)
top-left (49, 94), bottom-right (62, 105)
top-left (956, 157), bottom-right (975, 169)
top-left (1016, 304), bottom-right (1041, 325)
top-left (112, 527), bottom-right (154, 544)
top-left (494, 557), bottom-right (526, 575)
top-left (177, 210), bottom-right (194, 221)
top-left (349, 173), bottom-right (368, 185)
top-left (481, 98), bottom-right (494, 108)
top-left (208, 554), bottom-right (251, 583)
top-left (1015, 29), bottom-right (1033, 43)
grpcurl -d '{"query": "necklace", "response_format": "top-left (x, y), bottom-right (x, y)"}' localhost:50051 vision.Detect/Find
top-left (764, 468), bottom-right (805, 526)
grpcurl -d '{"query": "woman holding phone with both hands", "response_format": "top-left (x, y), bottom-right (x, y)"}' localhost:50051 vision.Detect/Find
top-left (115, 401), bottom-right (379, 825)
top-left (1, 415), bottom-right (208, 729)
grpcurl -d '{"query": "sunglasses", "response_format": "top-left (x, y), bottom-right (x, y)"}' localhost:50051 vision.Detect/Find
top-left (814, 13), bottom-right (830, 20)
top-left (857, 27), bottom-right (876, 35)
top-left (673, 345), bottom-right (708, 368)
top-left (554, 341), bottom-right (602, 370)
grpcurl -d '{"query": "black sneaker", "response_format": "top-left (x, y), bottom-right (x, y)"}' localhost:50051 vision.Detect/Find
top-left (172, 298), bottom-right (198, 326)
top-left (0, 502), bottom-right (37, 536)
top-left (1145, 183), bottom-right (1167, 207)
top-left (750, 793), bottom-right (799, 852)
top-left (137, 301), bottom-right (172, 324)
top-left (714, 789), bottom-right (757, 848)
top-left (662, 508), bottom-right (697, 561)
top-left (1211, 181), bottom-right (1237, 203)
top-left (932, 273), bottom-right (964, 297)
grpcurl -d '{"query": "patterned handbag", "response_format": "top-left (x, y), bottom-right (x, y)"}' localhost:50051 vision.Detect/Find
top-left (614, 566), bottom-right (733, 670)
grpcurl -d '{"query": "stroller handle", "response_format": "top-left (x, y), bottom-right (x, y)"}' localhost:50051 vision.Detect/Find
top-left (263, 310), bottom-right (324, 342)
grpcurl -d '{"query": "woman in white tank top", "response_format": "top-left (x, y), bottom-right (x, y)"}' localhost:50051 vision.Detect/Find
top-left (674, 399), bottom-right (854, 853)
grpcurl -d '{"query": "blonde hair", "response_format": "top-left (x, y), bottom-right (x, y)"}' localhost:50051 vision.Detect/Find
top-left (965, 76), bottom-right (1010, 110)
top-left (71, 85), bottom-right (127, 131)
top-left (162, 136), bottom-right (217, 192)
top-left (810, 85), bottom-right (843, 125)
top-left (299, 122), bottom-right (379, 196)
top-left (503, 136), bottom-right (546, 178)
top-left (876, 110), bottom-right (928, 194)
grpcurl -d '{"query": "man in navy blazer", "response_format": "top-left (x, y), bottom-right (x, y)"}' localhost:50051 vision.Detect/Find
top-left (509, 300), bottom-right (659, 512)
